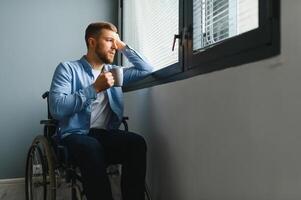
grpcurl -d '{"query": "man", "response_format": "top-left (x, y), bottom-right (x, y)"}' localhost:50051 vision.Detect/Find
top-left (49, 22), bottom-right (153, 200)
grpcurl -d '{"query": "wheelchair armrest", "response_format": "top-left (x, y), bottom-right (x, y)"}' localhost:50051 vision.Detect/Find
top-left (40, 119), bottom-right (58, 126)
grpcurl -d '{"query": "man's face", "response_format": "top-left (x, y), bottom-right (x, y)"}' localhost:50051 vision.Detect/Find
top-left (93, 29), bottom-right (117, 64)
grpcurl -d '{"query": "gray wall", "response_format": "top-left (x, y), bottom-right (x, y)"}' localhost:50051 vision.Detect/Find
top-left (0, 0), bottom-right (117, 179)
top-left (124, 1), bottom-right (301, 200)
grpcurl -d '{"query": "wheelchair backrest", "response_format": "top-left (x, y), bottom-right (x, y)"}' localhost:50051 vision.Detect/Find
top-left (42, 91), bottom-right (53, 120)
top-left (41, 91), bottom-right (58, 139)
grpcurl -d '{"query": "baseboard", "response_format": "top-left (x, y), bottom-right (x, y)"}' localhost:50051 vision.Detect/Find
top-left (0, 177), bottom-right (25, 200)
top-left (0, 177), bottom-right (24, 185)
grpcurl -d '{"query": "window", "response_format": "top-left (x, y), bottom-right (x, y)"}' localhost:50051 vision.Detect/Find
top-left (119, 0), bottom-right (280, 91)
top-left (193, 0), bottom-right (258, 51)
top-left (121, 0), bottom-right (180, 72)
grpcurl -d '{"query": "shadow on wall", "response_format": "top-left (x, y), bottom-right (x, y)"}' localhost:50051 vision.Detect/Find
top-left (125, 88), bottom-right (183, 200)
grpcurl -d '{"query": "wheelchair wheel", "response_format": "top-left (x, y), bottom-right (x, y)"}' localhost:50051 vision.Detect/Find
top-left (25, 135), bottom-right (57, 200)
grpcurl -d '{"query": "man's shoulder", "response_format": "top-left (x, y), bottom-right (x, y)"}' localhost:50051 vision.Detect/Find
top-left (60, 59), bottom-right (82, 69)
top-left (56, 59), bottom-right (83, 72)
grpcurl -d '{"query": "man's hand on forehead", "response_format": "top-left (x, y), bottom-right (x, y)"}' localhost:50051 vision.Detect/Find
top-left (113, 32), bottom-right (120, 40)
top-left (113, 32), bottom-right (126, 50)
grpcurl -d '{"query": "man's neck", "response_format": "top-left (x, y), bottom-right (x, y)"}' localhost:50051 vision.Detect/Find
top-left (85, 53), bottom-right (104, 71)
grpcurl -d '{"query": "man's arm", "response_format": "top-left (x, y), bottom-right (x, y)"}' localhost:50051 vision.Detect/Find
top-left (49, 63), bottom-right (97, 120)
top-left (121, 46), bottom-right (153, 86)
top-left (113, 33), bottom-right (153, 86)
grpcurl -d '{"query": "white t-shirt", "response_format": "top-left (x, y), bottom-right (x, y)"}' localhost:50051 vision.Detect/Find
top-left (90, 68), bottom-right (112, 129)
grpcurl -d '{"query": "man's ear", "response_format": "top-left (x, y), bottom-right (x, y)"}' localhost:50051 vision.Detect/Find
top-left (88, 37), bottom-right (96, 48)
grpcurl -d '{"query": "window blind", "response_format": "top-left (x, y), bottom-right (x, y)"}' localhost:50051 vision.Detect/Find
top-left (193, 0), bottom-right (258, 51)
top-left (123, 0), bottom-right (179, 71)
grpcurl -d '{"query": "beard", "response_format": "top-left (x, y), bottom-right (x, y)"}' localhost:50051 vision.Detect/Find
top-left (95, 43), bottom-right (115, 64)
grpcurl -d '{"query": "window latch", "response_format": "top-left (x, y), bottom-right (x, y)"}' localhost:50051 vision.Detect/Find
top-left (172, 34), bottom-right (181, 51)
top-left (172, 27), bottom-right (188, 51)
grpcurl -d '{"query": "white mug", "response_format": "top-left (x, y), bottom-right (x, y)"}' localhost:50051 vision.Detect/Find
top-left (110, 67), bottom-right (123, 87)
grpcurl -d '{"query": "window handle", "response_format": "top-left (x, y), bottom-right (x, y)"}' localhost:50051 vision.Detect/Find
top-left (172, 27), bottom-right (188, 51)
top-left (172, 34), bottom-right (181, 51)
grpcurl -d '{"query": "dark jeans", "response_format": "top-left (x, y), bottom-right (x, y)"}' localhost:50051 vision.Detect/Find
top-left (62, 129), bottom-right (147, 200)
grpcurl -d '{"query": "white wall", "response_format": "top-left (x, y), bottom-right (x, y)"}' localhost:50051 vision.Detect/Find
top-left (124, 1), bottom-right (301, 199)
top-left (0, 0), bottom-right (117, 179)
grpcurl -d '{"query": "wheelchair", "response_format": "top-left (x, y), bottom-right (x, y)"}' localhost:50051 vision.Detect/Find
top-left (25, 91), bottom-right (152, 200)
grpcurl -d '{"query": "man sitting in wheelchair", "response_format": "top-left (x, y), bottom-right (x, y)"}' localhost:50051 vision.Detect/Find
top-left (49, 22), bottom-right (153, 200)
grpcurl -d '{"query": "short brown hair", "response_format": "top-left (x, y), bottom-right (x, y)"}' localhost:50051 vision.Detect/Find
top-left (85, 22), bottom-right (117, 48)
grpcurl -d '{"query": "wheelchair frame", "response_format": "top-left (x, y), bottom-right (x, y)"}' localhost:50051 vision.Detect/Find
top-left (25, 91), bottom-right (151, 200)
